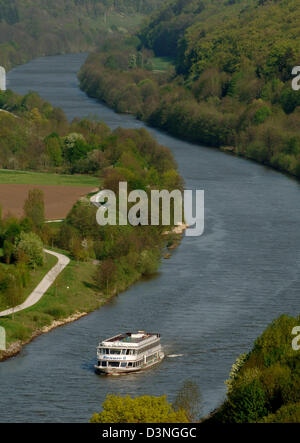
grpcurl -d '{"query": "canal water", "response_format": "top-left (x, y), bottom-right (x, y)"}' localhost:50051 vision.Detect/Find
top-left (1, 53), bottom-right (299, 422)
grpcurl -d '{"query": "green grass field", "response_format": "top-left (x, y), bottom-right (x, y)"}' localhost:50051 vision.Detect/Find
top-left (151, 56), bottom-right (175, 72)
top-left (0, 169), bottom-right (100, 187)
top-left (104, 12), bottom-right (145, 32)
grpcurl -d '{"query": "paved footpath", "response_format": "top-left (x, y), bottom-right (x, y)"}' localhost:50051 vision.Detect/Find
top-left (0, 249), bottom-right (70, 317)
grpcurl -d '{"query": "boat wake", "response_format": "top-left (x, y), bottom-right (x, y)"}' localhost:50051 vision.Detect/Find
top-left (167, 354), bottom-right (184, 358)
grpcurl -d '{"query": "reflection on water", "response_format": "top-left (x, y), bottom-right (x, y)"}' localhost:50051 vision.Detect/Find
top-left (0, 54), bottom-right (299, 422)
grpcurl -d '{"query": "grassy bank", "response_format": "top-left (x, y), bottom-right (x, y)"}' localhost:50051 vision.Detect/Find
top-left (0, 231), bottom-right (181, 361)
top-left (0, 250), bottom-right (102, 359)
top-left (0, 170), bottom-right (100, 187)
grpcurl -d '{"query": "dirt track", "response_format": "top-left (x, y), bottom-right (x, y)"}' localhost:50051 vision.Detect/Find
top-left (0, 184), bottom-right (95, 219)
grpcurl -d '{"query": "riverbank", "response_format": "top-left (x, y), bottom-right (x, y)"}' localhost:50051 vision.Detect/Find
top-left (0, 312), bottom-right (87, 362)
top-left (78, 40), bottom-right (300, 182)
top-left (0, 84), bottom-right (187, 364)
top-left (80, 78), bottom-right (300, 182)
top-left (0, 256), bottom-right (101, 362)
top-left (0, 226), bottom-right (185, 363)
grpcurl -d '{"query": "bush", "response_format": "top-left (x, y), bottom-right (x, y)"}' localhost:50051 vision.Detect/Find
top-left (44, 306), bottom-right (67, 320)
top-left (253, 106), bottom-right (271, 125)
top-left (246, 142), bottom-right (269, 163)
top-left (260, 402), bottom-right (300, 423)
top-left (15, 232), bottom-right (44, 269)
top-left (223, 379), bottom-right (268, 423)
top-left (137, 249), bottom-right (160, 276)
top-left (90, 394), bottom-right (189, 423)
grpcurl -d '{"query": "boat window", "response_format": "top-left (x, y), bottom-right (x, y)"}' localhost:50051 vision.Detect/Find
top-left (128, 362), bottom-right (133, 367)
top-left (99, 348), bottom-right (109, 354)
top-left (109, 362), bottom-right (120, 367)
top-left (137, 342), bottom-right (159, 354)
top-left (101, 361), bottom-right (107, 367)
top-left (121, 349), bottom-right (127, 355)
top-left (126, 349), bottom-right (135, 355)
top-left (110, 349), bottom-right (121, 355)
top-left (120, 363), bottom-right (126, 367)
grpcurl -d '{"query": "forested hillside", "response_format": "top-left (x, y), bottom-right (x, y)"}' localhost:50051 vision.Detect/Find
top-left (0, 0), bottom-right (163, 69)
top-left (209, 315), bottom-right (300, 423)
top-left (80, 0), bottom-right (300, 179)
top-left (140, 0), bottom-right (300, 78)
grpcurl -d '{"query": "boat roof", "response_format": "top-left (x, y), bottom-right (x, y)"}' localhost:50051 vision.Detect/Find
top-left (100, 332), bottom-right (160, 348)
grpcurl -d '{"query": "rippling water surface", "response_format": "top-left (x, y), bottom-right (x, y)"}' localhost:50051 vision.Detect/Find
top-left (0, 54), bottom-right (299, 422)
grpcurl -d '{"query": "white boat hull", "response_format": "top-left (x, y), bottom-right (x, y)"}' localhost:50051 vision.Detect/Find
top-left (95, 352), bottom-right (165, 375)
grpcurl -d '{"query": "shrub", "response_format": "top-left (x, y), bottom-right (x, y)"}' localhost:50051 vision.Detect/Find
top-left (137, 249), bottom-right (160, 276)
top-left (90, 394), bottom-right (188, 423)
top-left (253, 105), bottom-right (271, 125)
top-left (260, 402), bottom-right (300, 423)
top-left (45, 305), bottom-right (67, 320)
top-left (15, 232), bottom-right (44, 269)
top-left (225, 379), bottom-right (268, 423)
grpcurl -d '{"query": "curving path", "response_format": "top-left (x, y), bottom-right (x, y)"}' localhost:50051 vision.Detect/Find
top-left (0, 249), bottom-right (70, 317)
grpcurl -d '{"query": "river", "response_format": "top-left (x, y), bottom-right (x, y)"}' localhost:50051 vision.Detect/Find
top-left (1, 53), bottom-right (299, 422)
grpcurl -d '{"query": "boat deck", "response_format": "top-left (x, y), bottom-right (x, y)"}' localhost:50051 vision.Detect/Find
top-left (106, 332), bottom-right (153, 344)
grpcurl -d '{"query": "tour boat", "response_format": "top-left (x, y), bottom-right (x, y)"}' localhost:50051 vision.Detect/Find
top-left (94, 331), bottom-right (165, 375)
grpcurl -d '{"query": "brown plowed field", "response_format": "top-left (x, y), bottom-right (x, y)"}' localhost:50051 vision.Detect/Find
top-left (0, 184), bottom-right (95, 220)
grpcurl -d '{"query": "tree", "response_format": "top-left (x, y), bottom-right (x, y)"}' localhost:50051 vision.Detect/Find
top-left (90, 394), bottom-right (188, 423)
top-left (260, 402), bottom-right (300, 423)
top-left (4, 272), bottom-right (23, 319)
top-left (23, 189), bottom-right (45, 230)
top-left (218, 379), bottom-right (268, 423)
top-left (94, 259), bottom-right (118, 294)
top-left (45, 136), bottom-right (62, 166)
top-left (15, 231), bottom-right (44, 269)
top-left (3, 240), bottom-right (14, 264)
top-left (128, 54), bottom-right (137, 69)
top-left (62, 132), bottom-right (86, 163)
top-left (138, 249), bottom-right (160, 276)
top-left (173, 380), bottom-right (202, 422)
